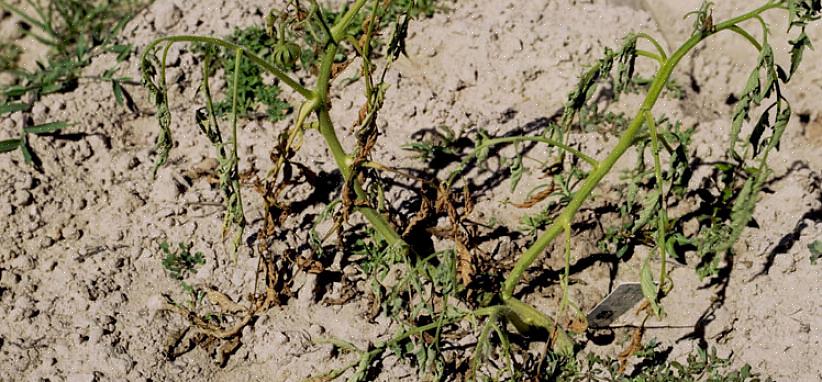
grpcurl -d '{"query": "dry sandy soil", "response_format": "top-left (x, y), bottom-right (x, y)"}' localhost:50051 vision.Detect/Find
top-left (1, 0), bottom-right (820, 381)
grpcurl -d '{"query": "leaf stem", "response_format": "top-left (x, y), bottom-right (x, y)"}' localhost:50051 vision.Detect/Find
top-left (314, 41), bottom-right (406, 248)
top-left (141, 35), bottom-right (314, 99)
top-left (636, 32), bottom-right (668, 60)
top-left (330, 0), bottom-right (369, 42)
top-left (727, 26), bottom-right (763, 51)
top-left (644, 110), bottom-right (668, 293)
top-left (636, 49), bottom-right (664, 66)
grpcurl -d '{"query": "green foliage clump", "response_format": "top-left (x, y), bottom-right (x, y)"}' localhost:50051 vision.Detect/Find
top-left (160, 241), bottom-right (206, 299)
top-left (195, 26), bottom-right (292, 121)
top-left (0, 0), bottom-right (145, 167)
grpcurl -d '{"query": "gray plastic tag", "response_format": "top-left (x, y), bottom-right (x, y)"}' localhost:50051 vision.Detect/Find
top-left (587, 282), bottom-right (645, 328)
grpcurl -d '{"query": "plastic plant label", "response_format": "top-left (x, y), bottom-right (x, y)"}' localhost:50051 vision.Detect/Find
top-left (587, 282), bottom-right (644, 328)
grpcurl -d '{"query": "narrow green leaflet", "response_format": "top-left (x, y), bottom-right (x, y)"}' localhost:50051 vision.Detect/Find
top-left (0, 103), bottom-right (29, 115)
top-left (632, 190), bottom-right (660, 234)
top-left (0, 138), bottom-right (21, 153)
top-left (749, 106), bottom-right (771, 157)
top-left (789, 31), bottom-right (812, 78)
top-left (19, 136), bottom-right (33, 164)
top-left (112, 80), bottom-right (125, 105)
top-left (509, 153), bottom-right (524, 192)
top-left (641, 256), bottom-right (661, 317)
top-left (770, 103), bottom-right (791, 151)
top-left (24, 121), bottom-right (67, 135)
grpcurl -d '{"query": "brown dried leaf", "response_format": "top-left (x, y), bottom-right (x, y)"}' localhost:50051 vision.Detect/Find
top-left (618, 327), bottom-right (645, 373)
top-left (366, 289), bottom-right (381, 321)
top-left (184, 158), bottom-right (219, 181)
top-left (402, 195), bottom-right (432, 237)
top-left (355, 102), bottom-right (369, 128)
top-left (322, 280), bottom-right (357, 305)
top-left (426, 225), bottom-right (456, 239)
top-left (205, 289), bottom-right (246, 314)
top-left (216, 337), bottom-right (242, 367)
top-left (463, 183), bottom-right (474, 215)
top-left (330, 60), bottom-right (352, 79)
top-left (296, 256), bottom-right (324, 274)
top-left (456, 238), bottom-right (474, 287)
top-left (511, 183), bottom-right (555, 209)
top-left (568, 315), bottom-right (589, 334)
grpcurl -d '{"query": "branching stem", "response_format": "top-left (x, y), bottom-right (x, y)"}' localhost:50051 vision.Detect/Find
top-left (501, 1), bottom-right (783, 300)
top-left (636, 32), bottom-right (668, 60)
top-left (141, 35), bottom-right (313, 99)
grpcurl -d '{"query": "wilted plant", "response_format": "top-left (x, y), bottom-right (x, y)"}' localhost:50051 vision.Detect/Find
top-left (139, 0), bottom-right (821, 379)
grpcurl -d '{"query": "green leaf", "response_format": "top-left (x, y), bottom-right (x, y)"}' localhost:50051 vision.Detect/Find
top-left (808, 240), bottom-right (821, 265)
top-left (789, 31), bottom-right (812, 78)
top-left (755, 44), bottom-right (776, 103)
top-left (112, 80), bottom-right (125, 105)
top-left (41, 81), bottom-right (64, 95)
top-left (0, 103), bottom-right (30, 115)
top-left (0, 138), bottom-right (21, 153)
top-left (632, 190), bottom-right (660, 234)
top-left (665, 234), bottom-right (691, 263)
top-left (19, 136), bottom-right (33, 164)
top-left (742, 63), bottom-right (761, 96)
top-left (509, 154), bottom-right (524, 192)
top-left (24, 121), bottom-right (67, 135)
top-left (108, 44), bottom-right (133, 62)
top-left (749, 108), bottom-right (770, 156)
top-left (641, 257), bottom-right (661, 317)
top-left (771, 103), bottom-right (791, 151)
top-left (4, 86), bottom-right (28, 98)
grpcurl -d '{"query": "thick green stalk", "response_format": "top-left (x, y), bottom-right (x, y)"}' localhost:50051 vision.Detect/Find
top-left (330, 0), bottom-right (369, 42)
top-left (314, 42), bottom-right (405, 248)
top-left (501, 2), bottom-right (781, 300)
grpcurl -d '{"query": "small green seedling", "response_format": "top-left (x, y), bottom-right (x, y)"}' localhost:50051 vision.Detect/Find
top-left (160, 241), bottom-right (205, 297)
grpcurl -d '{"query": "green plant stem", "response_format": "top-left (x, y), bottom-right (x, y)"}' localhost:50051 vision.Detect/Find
top-left (141, 35), bottom-right (313, 99)
top-left (558, 223), bottom-right (572, 315)
top-left (228, 48), bottom-right (245, 258)
top-left (501, 1), bottom-right (782, 301)
top-left (330, 0), bottom-right (369, 42)
top-left (727, 25), bottom-right (763, 50)
top-left (314, 42), bottom-right (405, 248)
top-left (645, 110), bottom-right (668, 293)
top-left (636, 50), bottom-right (664, 66)
top-left (636, 32), bottom-right (668, 60)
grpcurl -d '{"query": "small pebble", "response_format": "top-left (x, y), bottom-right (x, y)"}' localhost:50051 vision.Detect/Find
top-left (13, 189), bottom-right (32, 206)
top-left (271, 331), bottom-right (288, 345)
top-left (151, 2), bottom-right (182, 30)
top-left (308, 324), bottom-right (325, 338)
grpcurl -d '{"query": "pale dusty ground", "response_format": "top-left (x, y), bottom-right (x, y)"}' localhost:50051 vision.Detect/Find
top-left (0, 0), bottom-right (820, 381)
